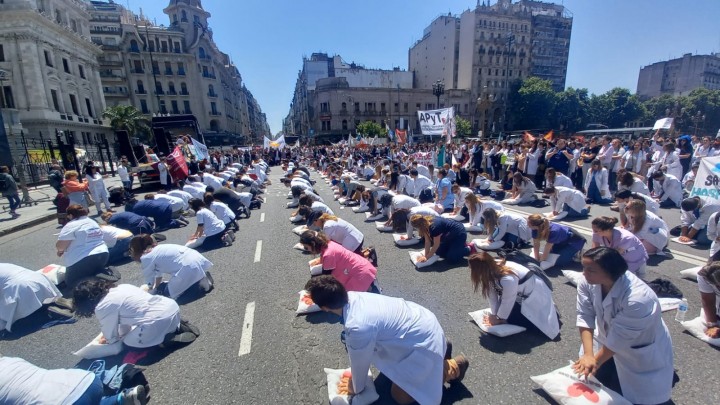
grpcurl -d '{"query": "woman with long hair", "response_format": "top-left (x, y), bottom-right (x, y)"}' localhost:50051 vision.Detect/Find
top-left (544, 167), bottom-right (572, 189)
top-left (616, 169), bottom-right (649, 195)
top-left (584, 159), bottom-right (612, 204)
top-left (73, 279), bottom-right (198, 349)
top-left (477, 208), bottom-right (532, 250)
top-left (56, 204), bottom-right (110, 288)
top-left (307, 212), bottom-right (364, 253)
top-left (591, 216), bottom-right (648, 277)
top-left (621, 200), bottom-right (668, 256)
top-left (620, 141), bottom-right (646, 175)
top-left (660, 142), bottom-right (683, 180)
top-left (61, 170), bottom-right (89, 209)
top-left (614, 189), bottom-right (660, 214)
top-left (464, 192), bottom-right (503, 232)
top-left (501, 172), bottom-right (537, 205)
top-left (573, 247), bottom-right (673, 405)
top-left (434, 168), bottom-right (454, 211)
top-left (298, 230), bottom-right (378, 293)
top-left (677, 135), bottom-right (694, 177)
top-left (527, 214), bottom-right (586, 270)
top-left (543, 186), bottom-right (590, 220)
top-left (129, 234), bottom-right (214, 299)
top-left (409, 214), bottom-right (471, 263)
top-left (468, 252), bottom-right (559, 339)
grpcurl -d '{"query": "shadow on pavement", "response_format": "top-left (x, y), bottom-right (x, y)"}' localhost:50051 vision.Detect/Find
top-left (475, 325), bottom-right (558, 354)
top-left (414, 260), bottom-right (468, 273)
top-left (304, 311), bottom-right (341, 325)
top-left (0, 307), bottom-right (72, 341)
top-left (372, 373), bottom-right (474, 404)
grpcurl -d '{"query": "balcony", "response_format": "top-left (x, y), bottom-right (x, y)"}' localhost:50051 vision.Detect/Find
top-left (202, 72), bottom-right (216, 79)
top-left (339, 109), bottom-right (349, 116)
top-left (164, 69), bottom-right (173, 75)
top-left (90, 16), bottom-right (121, 23)
top-left (167, 90), bottom-right (177, 95)
top-left (177, 69), bottom-right (186, 76)
top-left (136, 89), bottom-right (147, 94)
top-left (99, 72), bottom-right (124, 80)
top-left (99, 59), bottom-right (123, 67)
top-left (207, 92), bottom-right (218, 98)
top-left (152, 68), bottom-right (160, 75)
top-left (103, 88), bottom-right (127, 96)
top-left (90, 28), bottom-right (121, 35)
top-left (200, 55), bottom-right (212, 61)
top-left (155, 89), bottom-right (165, 95)
top-left (100, 44), bottom-right (120, 51)
top-left (128, 46), bottom-right (140, 53)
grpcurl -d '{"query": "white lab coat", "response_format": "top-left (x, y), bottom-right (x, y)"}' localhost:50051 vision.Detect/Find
top-left (548, 173), bottom-right (572, 189)
top-left (708, 212), bottom-right (720, 257)
top-left (453, 187), bottom-right (473, 210)
top-left (630, 211), bottom-right (669, 251)
top-left (140, 244), bottom-right (212, 299)
top-left (576, 271), bottom-right (674, 405)
top-left (344, 292), bottom-right (446, 405)
top-left (95, 284), bottom-right (180, 348)
top-left (492, 213), bottom-right (532, 243)
top-left (653, 174), bottom-right (683, 207)
top-left (661, 151), bottom-right (683, 180)
top-left (552, 186), bottom-right (586, 214)
top-left (584, 168), bottom-right (610, 197)
top-left (488, 261), bottom-right (560, 339)
top-left (465, 200), bottom-right (504, 227)
top-left (525, 148), bottom-right (543, 175)
top-left (504, 180), bottom-right (536, 205)
top-left (158, 162), bottom-right (171, 185)
top-left (618, 177), bottom-right (649, 196)
top-left (0, 263), bottom-right (62, 332)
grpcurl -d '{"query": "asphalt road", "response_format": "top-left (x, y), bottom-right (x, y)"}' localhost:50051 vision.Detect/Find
top-left (0, 169), bottom-right (717, 405)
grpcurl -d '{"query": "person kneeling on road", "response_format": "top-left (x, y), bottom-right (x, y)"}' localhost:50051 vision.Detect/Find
top-left (410, 214), bottom-right (473, 263)
top-left (305, 275), bottom-right (469, 405)
top-left (527, 214), bottom-right (585, 270)
top-left (186, 198), bottom-right (234, 249)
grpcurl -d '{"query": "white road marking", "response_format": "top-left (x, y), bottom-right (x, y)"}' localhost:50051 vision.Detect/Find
top-left (254, 240), bottom-right (262, 262)
top-left (503, 206), bottom-right (708, 266)
top-left (238, 301), bottom-right (256, 356)
top-left (260, 212), bottom-right (265, 222)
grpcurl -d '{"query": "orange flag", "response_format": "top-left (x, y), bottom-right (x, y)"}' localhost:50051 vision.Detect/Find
top-left (544, 130), bottom-right (554, 141)
top-left (523, 131), bottom-right (536, 142)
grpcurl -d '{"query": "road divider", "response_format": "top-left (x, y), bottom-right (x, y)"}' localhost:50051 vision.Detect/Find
top-left (238, 301), bottom-right (256, 356)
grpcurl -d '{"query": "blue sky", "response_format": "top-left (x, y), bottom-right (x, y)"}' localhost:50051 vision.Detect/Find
top-left (139, 0), bottom-right (720, 134)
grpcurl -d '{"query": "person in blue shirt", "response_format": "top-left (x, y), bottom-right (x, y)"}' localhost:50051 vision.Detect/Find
top-left (126, 198), bottom-right (182, 230)
top-left (101, 211), bottom-right (154, 235)
top-left (527, 214), bottom-right (586, 270)
top-left (410, 214), bottom-right (473, 263)
top-left (435, 168), bottom-right (454, 212)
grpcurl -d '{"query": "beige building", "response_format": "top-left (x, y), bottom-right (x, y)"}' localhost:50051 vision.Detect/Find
top-left (87, 0), bottom-right (269, 143)
top-left (410, 0), bottom-right (572, 135)
top-left (637, 53), bottom-right (720, 99)
top-left (0, 0), bottom-right (112, 179)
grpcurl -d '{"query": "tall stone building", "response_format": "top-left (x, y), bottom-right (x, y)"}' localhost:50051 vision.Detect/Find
top-left (86, 0), bottom-right (269, 143)
top-left (0, 0), bottom-right (112, 174)
top-left (410, 0), bottom-right (572, 135)
top-left (284, 52), bottom-right (472, 143)
top-left (637, 53), bottom-right (720, 99)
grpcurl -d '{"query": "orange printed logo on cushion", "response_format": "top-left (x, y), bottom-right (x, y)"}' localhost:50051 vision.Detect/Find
top-left (567, 382), bottom-right (600, 403)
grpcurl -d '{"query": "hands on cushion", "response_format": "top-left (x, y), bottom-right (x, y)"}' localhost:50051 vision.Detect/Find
top-left (416, 255), bottom-right (427, 263)
top-left (337, 375), bottom-right (355, 395)
top-left (678, 236), bottom-right (692, 243)
top-left (572, 354), bottom-right (598, 378)
top-left (309, 258), bottom-right (321, 266)
top-left (98, 335), bottom-right (108, 344)
top-left (483, 314), bottom-right (506, 326)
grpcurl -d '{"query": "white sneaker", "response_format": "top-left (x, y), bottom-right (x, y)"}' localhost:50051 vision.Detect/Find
top-left (120, 385), bottom-right (148, 405)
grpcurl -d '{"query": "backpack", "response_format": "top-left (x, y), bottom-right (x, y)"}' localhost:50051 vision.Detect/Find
top-left (498, 249), bottom-right (553, 291)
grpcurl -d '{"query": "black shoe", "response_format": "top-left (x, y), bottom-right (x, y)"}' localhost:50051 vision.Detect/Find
top-left (179, 319), bottom-right (200, 336)
top-left (96, 267), bottom-right (121, 282)
top-left (168, 331), bottom-right (197, 344)
top-left (445, 339), bottom-right (453, 360)
top-left (152, 233), bottom-right (167, 242)
top-left (54, 297), bottom-right (74, 310)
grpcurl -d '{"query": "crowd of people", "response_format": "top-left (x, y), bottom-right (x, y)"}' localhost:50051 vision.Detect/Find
top-left (1, 131), bottom-right (719, 404)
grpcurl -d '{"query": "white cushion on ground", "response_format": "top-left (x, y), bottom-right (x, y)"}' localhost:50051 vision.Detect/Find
top-left (393, 233), bottom-right (421, 246)
top-left (338, 197), bottom-right (348, 204)
top-left (671, 236), bottom-right (696, 245)
top-left (365, 212), bottom-right (373, 219)
top-left (530, 364), bottom-right (631, 405)
top-left (681, 314), bottom-right (720, 347)
top-left (468, 308), bottom-right (527, 337)
top-left (352, 206), bottom-right (369, 213)
top-left (36, 264), bottom-right (66, 285)
top-left (293, 242), bottom-right (309, 252)
top-left (658, 297), bottom-right (683, 312)
top-left (409, 250), bottom-right (439, 268)
top-left (679, 266), bottom-right (701, 281)
top-left (544, 211), bottom-right (568, 221)
top-left (290, 215), bottom-right (304, 223)
top-left (472, 238), bottom-right (505, 250)
top-left (292, 225), bottom-right (307, 235)
top-left (375, 222), bottom-right (393, 232)
top-left (296, 290), bottom-right (321, 315)
top-left (310, 263), bottom-right (323, 276)
top-left (73, 333), bottom-right (124, 359)
top-left (441, 212), bottom-right (465, 222)
top-left (324, 368), bottom-right (379, 405)
top-left (464, 223), bottom-right (483, 233)
top-left (562, 270), bottom-right (585, 287)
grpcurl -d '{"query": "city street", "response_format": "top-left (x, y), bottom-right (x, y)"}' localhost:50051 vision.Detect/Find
top-left (1, 169), bottom-right (718, 405)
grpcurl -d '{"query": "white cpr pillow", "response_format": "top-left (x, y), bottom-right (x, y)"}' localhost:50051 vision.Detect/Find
top-left (375, 222), bottom-right (393, 232)
top-left (464, 223), bottom-right (483, 233)
top-left (337, 197), bottom-right (348, 204)
top-left (296, 290), bottom-right (321, 315)
top-left (310, 263), bottom-right (323, 276)
top-left (468, 308), bottom-right (526, 337)
top-left (393, 233), bottom-right (421, 246)
top-left (658, 297), bottom-right (683, 312)
top-left (409, 251), bottom-right (439, 268)
top-left (679, 266), bottom-right (701, 281)
top-left (37, 264), bottom-right (66, 285)
top-left (289, 215), bottom-right (304, 223)
top-left (293, 242), bottom-right (309, 252)
top-left (73, 333), bottom-right (124, 359)
top-left (292, 225), bottom-right (308, 236)
top-left (352, 206), bottom-right (369, 213)
top-left (681, 314), bottom-right (720, 347)
top-left (530, 363), bottom-right (631, 405)
top-left (562, 270), bottom-right (585, 287)
top-left (671, 236), bottom-right (696, 245)
top-left (324, 368), bottom-right (379, 405)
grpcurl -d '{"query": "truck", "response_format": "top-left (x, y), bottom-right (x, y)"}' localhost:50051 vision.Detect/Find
top-left (131, 114), bottom-right (205, 190)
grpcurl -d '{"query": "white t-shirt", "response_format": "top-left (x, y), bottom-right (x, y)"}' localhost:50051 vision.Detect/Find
top-left (392, 195), bottom-right (421, 211)
top-left (210, 201), bottom-right (236, 224)
top-left (167, 190), bottom-right (192, 210)
top-left (203, 174), bottom-right (224, 190)
top-left (58, 217), bottom-right (109, 266)
top-left (118, 165), bottom-right (130, 182)
top-left (0, 357), bottom-right (95, 405)
top-left (195, 208), bottom-right (226, 236)
top-left (154, 194), bottom-right (184, 212)
top-left (101, 225), bottom-right (132, 248)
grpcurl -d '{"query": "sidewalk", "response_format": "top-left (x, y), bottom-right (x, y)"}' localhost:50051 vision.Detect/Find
top-left (0, 176), bottom-right (124, 237)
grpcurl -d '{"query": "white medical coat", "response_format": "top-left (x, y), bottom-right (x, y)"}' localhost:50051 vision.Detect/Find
top-left (0, 263), bottom-right (61, 332)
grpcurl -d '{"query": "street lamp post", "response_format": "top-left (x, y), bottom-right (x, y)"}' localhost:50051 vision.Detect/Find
top-left (432, 80), bottom-right (445, 109)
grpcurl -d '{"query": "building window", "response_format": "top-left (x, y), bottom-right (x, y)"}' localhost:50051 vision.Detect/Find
top-left (137, 80), bottom-right (145, 93)
top-left (50, 89), bottom-right (60, 111)
top-left (78, 65), bottom-right (85, 79)
top-left (69, 94), bottom-right (79, 115)
top-left (210, 102), bottom-right (217, 114)
top-left (181, 10), bottom-right (187, 22)
top-left (85, 98), bottom-right (93, 117)
top-left (159, 100), bottom-right (167, 114)
top-left (380, 102), bottom-right (386, 112)
top-left (404, 103), bottom-right (408, 112)
top-left (180, 82), bottom-right (188, 95)
top-left (155, 82), bottom-right (163, 94)
top-left (168, 82), bottom-right (176, 94)
top-left (341, 102), bottom-right (346, 110)
top-left (177, 62), bottom-right (185, 75)
top-left (320, 102), bottom-right (329, 112)
top-left (354, 102), bottom-right (360, 112)
top-left (140, 99), bottom-right (148, 114)
top-left (198, 47), bottom-right (206, 59)
top-left (171, 100), bottom-right (179, 114)
top-left (1, 86), bottom-right (15, 109)
top-left (342, 120), bottom-right (348, 130)
top-left (394, 102), bottom-right (399, 112)
top-left (44, 50), bottom-right (53, 67)
top-left (183, 100), bottom-right (191, 114)
top-left (62, 58), bottom-right (70, 73)
top-left (0, 44), bottom-right (4, 62)
top-left (193, 15), bottom-right (200, 24)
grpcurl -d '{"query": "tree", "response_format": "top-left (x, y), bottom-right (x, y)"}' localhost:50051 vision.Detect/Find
top-left (509, 77), bottom-right (557, 130)
top-left (356, 121), bottom-right (385, 138)
top-left (554, 87), bottom-right (590, 133)
top-left (455, 117), bottom-right (472, 137)
top-left (103, 105), bottom-right (150, 142)
top-left (590, 88), bottom-right (646, 128)
top-left (686, 88), bottom-right (720, 136)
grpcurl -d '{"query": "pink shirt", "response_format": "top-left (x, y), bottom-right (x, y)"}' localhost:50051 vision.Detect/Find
top-left (321, 241), bottom-right (377, 292)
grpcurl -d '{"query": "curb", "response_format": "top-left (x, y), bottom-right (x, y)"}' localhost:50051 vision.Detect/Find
top-left (0, 213), bottom-right (58, 237)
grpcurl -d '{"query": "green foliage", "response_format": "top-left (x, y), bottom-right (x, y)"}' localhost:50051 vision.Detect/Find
top-left (102, 105), bottom-right (150, 141)
top-left (509, 77), bottom-right (557, 130)
top-left (455, 117), bottom-right (472, 137)
top-left (554, 87), bottom-right (590, 133)
top-left (356, 121), bottom-right (385, 137)
top-left (589, 88), bottom-right (646, 128)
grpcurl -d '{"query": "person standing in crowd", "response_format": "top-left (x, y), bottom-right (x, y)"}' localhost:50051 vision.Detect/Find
top-left (158, 154), bottom-right (172, 191)
top-left (527, 214), bottom-right (586, 270)
top-left (85, 164), bottom-right (114, 216)
top-left (620, 140), bottom-right (647, 176)
top-left (573, 247), bottom-right (674, 405)
top-left (591, 216), bottom-right (648, 278)
top-left (545, 139), bottom-right (572, 177)
top-left (677, 135), bottom-right (694, 177)
top-left (580, 137), bottom-right (601, 184)
top-left (608, 139), bottom-right (624, 193)
top-left (62, 170), bottom-right (89, 209)
top-left (304, 275), bottom-right (468, 405)
top-left (56, 204), bottom-right (110, 288)
top-left (434, 168), bottom-right (454, 212)
top-left (117, 156), bottom-right (134, 195)
top-left (0, 166), bottom-right (21, 219)
top-left (468, 252), bottom-right (560, 339)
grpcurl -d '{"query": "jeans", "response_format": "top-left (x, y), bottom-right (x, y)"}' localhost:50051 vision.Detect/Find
top-left (107, 237), bottom-right (132, 264)
top-left (436, 233), bottom-right (469, 263)
top-left (563, 203), bottom-right (589, 218)
top-left (659, 198), bottom-right (679, 208)
top-left (73, 374), bottom-right (121, 405)
top-left (550, 239), bottom-right (585, 267)
top-left (65, 252), bottom-right (110, 288)
top-left (693, 228), bottom-right (712, 246)
top-left (6, 193), bottom-right (20, 212)
top-left (586, 180), bottom-right (612, 204)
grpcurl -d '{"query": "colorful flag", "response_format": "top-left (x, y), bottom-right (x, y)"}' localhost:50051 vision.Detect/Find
top-left (523, 131), bottom-right (536, 142)
top-left (396, 129), bottom-right (407, 144)
top-left (544, 130), bottom-right (554, 141)
top-left (167, 146), bottom-right (189, 180)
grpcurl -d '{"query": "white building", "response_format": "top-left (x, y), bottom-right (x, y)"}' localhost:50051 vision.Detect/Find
top-left (637, 53), bottom-right (720, 98)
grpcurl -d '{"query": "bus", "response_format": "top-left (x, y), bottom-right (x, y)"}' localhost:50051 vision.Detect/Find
top-left (574, 127), bottom-right (655, 142)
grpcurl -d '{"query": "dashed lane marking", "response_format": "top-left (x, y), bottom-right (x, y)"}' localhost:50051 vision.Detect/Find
top-left (254, 240), bottom-right (263, 262)
top-left (260, 212), bottom-right (265, 222)
top-left (238, 301), bottom-right (256, 356)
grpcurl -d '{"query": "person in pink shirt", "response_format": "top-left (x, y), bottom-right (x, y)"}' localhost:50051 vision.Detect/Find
top-left (299, 230), bottom-right (380, 293)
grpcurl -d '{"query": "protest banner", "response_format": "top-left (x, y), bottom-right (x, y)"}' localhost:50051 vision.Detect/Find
top-left (689, 155), bottom-right (720, 202)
